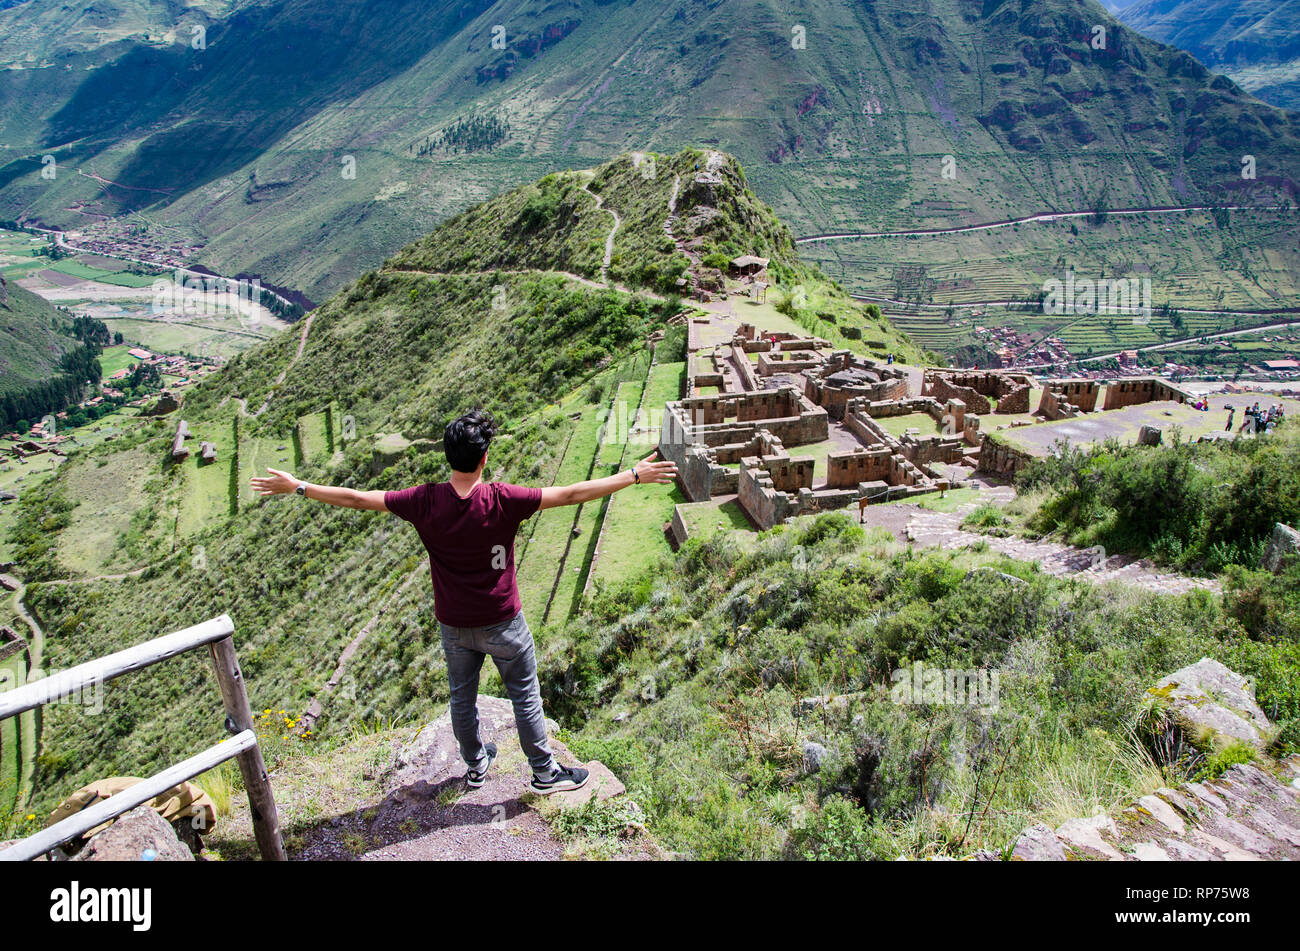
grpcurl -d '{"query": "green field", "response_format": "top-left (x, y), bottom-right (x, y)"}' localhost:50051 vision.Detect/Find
top-left (676, 498), bottom-right (756, 541)
top-left (54, 444), bottom-right (157, 576)
top-left (97, 344), bottom-right (142, 380)
top-left (177, 416), bottom-right (236, 538)
top-left (237, 435), bottom-right (295, 509)
top-left (588, 361), bottom-right (687, 587)
top-left (100, 315), bottom-right (272, 362)
top-left (0, 649), bottom-right (27, 816)
top-left (296, 412), bottom-right (331, 468)
top-left (46, 259), bottom-right (157, 288)
top-left (517, 402), bottom-right (607, 626)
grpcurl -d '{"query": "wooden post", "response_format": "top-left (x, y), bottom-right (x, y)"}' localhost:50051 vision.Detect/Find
top-left (209, 634), bottom-right (287, 861)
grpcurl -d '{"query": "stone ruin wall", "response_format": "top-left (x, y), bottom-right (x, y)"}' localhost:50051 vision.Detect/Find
top-left (923, 369), bottom-right (1035, 417)
top-left (1037, 379), bottom-right (1100, 420)
top-left (1102, 376), bottom-right (1195, 411)
top-left (977, 438), bottom-right (1037, 478)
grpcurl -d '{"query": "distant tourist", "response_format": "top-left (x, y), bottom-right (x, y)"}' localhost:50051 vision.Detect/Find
top-left (251, 410), bottom-right (678, 795)
top-left (1225, 406), bottom-right (1234, 431)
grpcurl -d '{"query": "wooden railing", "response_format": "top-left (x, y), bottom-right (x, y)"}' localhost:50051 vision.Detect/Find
top-left (0, 614), bottom-right (285, 861)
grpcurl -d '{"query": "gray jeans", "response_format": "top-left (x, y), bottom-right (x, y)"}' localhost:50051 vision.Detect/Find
top-left (438, 610), bottom-right (557, 778)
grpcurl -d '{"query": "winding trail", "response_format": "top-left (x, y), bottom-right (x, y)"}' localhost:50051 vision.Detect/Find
top-left (581, 176), bottom-right (621, 283)
top-left (1, 575), bottom-right (43, 676)
top-left (2, 573), bottom-right (44, 810)
top-left (221, 311), bottom-right (316, 418)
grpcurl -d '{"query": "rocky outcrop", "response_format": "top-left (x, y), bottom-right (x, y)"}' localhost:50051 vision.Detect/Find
top-left (1150, 657), bottom-right (1275, 751)
top-left (1010, 661), bottom-right (1299, 860)
top-left (1262, 522), bottom-right (1300, 573)
top-left (265, 696), bottom-right (645, 862)
top-left (1011, 758), bottom-right (1300, 861)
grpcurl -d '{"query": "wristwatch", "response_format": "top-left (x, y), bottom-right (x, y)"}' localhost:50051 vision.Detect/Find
top-left (631, 468), bottom-right (640, 485)
top-left (295, 482), bottom-right (308, 496)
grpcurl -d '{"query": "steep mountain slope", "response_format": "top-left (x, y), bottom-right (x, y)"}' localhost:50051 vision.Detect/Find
top-left (3, 150), bottom-right (912, 814)
top-left (0, 279), bottom-right (79, 399)
top-left (1119, 0), bottom-right (1300, 111)
top-left (4, 151), bottom-right (1297, 864)
top-left (1, 0), bottom-right (1297, 306)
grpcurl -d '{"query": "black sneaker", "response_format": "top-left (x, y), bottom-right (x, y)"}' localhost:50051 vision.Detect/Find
top-left (530, 763), bottom-right (590, 795)
top-left (466, 742), bottom-right (497, 788)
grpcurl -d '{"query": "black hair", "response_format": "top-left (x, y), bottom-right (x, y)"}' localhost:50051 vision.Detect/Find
top-left (443, 409), bottom-right (497, 472)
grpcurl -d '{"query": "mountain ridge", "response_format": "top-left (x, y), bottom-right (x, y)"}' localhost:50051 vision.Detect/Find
top-left (1, 0), bottom-right (1297, 306)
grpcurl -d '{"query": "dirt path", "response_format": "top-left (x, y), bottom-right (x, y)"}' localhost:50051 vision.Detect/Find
top-left (221, 311), bottom-right (316, 418)
top-left (861, 493), bottom-right (1219, 594)
top-left (1, 575), bottom-right (43, 677)
top-left (580, 177), bottom-right (621, 284)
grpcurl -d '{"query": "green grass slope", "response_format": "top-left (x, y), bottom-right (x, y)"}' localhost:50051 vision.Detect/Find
top-left (0, 280), bottom-right (78, 398)
top-left (6, 148), bottom-right (909, 820)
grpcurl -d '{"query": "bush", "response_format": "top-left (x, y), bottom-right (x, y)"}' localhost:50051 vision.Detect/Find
top-left (1193, 740), bottom-right (1255, 782)
top-left (785, 796), bottom-right (880, 860)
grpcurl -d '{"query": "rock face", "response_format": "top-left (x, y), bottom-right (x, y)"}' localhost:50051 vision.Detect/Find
top-left (1010, 759), bottom-right (1300, 861)
top-left (1262, 522), bottom-right (1300, 573)
top-left (1009, 661), bottom-right (1300, 861)
top-left (281, 695), bottom-right (642, 862)
top-left (389, 696), bottom-right (624, 812)
top-left (1150, 657), bottom-right (1274, 751)
top-left (70, 806), bottom-right (194, 862)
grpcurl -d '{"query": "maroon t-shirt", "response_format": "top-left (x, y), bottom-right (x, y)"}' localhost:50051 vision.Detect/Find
top-left (385, 481), bottom-right (542, 628)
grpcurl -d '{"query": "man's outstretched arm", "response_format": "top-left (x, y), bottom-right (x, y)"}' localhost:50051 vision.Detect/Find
top-left (539, 451), bottom-right (677, 510)
top-left (250, 467), bottom-right (389, 511)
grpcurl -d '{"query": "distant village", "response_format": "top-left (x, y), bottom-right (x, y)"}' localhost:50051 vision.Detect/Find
top-left (53, 220), bottom-right (204, 273)
top-left (1, 345), bottom-right (221, 463)
top-left (971, 321), bottom-right (1300, 384)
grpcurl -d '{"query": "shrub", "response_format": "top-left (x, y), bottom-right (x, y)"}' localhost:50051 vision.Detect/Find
top-left (785, 796), bottom-right (880, 860)
top-left (1193, 740), bottom-right (1255, 782)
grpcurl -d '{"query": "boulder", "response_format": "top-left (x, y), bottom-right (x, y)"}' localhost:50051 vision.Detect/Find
top-left (1011, 823), bottom-right (1066, 861)
top-left (1149, 657), bottom-right (1274, 751)
top-left (70, 806), bottom-right (193, 861)
top-left (801, 741), bottom-right (828, 774)
top-left (1137, 425), bottom-right (1162, 446)
top-left (1261, 523), bottom-right (1300, 573)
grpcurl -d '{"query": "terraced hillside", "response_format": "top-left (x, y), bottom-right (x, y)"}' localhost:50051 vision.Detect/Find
top-left (1, 0), bottom-right (1297, 310)
top-left (4, 149), bottom-right (1298, 865)
top-left (1, 149), bottom-right (913, 817)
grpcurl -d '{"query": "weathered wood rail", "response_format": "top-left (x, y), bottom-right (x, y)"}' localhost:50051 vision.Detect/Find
top-left (0, 614), bottom-right (285, 861)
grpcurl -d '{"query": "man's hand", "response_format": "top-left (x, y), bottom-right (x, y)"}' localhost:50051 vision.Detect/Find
top-left (539, 450), bottom-right (679, 510)
top-left (632, 451), bottom-right (677, 484)
top-left (250, 467), bottom-right (300, 496)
